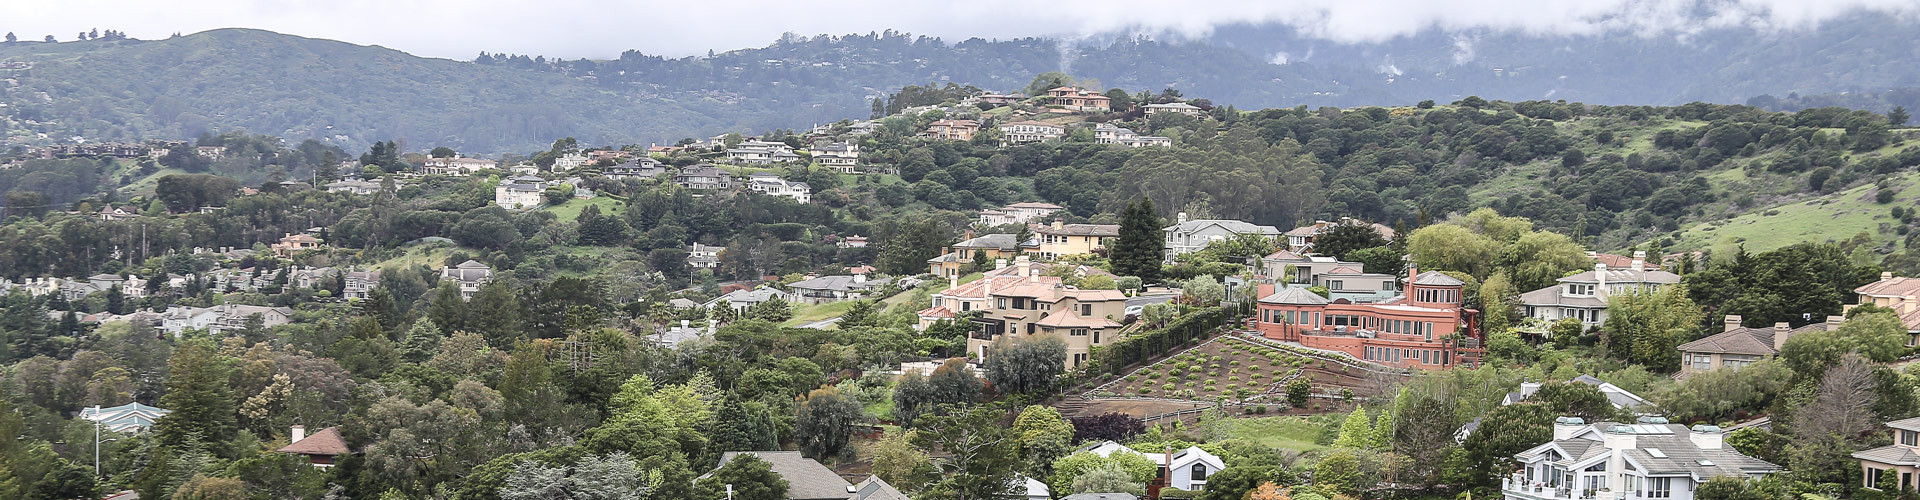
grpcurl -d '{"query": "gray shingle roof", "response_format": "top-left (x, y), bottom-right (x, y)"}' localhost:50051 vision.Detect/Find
top-left (1519, 286), bottom-right (1609, 308)
top-left (1855, 444), bottom-right (1920, 466)
top-left (850, 476), bottom-right (909, 500)
top-left (712, 452), bottom-right (852, 500)
top-left (1063, 494), bottom-right (1140, 500)
top-left (954, 233), bottom-right (1021, 252)
top-left (1259, 287), bottom-right (1330, 305)
top-left (1411, 271), bottom-right (1465, 286)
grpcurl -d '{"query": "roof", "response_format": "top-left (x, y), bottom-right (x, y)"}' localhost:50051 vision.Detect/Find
top-left (850, 476), bottom-right (910, 500)
top-left (789, 275), bottom-right (886, 292)
top-left (1859, 275), bottom-right (1920, 298)
top-left (1032, 223), bottom-right (1119, 237)
top-left (1411, 271), bottom-right (1465, 286)
top-left (1677, 322), bottom-right (1833, 356)
top-left (1063, 495), bottom-right (1140, 500)
top-left (1163, 219), bottom-right (1281, 236)
top-left (713, 452), bottom-right (852, 500)
top-left (1146, 102), bottom-right (1200, 109)
top-left (277, 426), bottom-right (350, 456)
top-left (1005, 202), bottom-right (1064, 209)
top-left (1856, 444), bottom-right (1920, 466)
top-left (918, 306), bottom-right (955, 319)
top-left (1002, 120), bottom-right (1063, 129)
top-left (954, 233), bottom-right (1022, 252)
top-left (1889, 417), bottom-right (1920, 432)
top-left (1036, 309), bottom-right (1122, 328)
top-left (1519, 286), bottom-right (1609, 308)
top-left (1263, 249), bottom-right (1305, 261)
top-left (1260, 287), bottom-right (1330, 305)
top-left (1558, 268), bottom-right (1682, 285)
top-left (1519, 423), bottom-right (1779, 477)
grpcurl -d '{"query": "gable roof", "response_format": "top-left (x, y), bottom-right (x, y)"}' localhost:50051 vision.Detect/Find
top-left (1259, 287), bottom-right (1331, 305)
top-left (850, 476), bottom-right (910, 500)
top-left (954, 233), bottom-right (1022, 252)
top-left (1032, 223), bottom-right (1120, 237)
top-left (713, 452), bottom-right (852, 500)
top-left (1857, 274), bottom-right (1920, 298)
top-left (1676, 327), bottom-right (1778, 356)
top-left (277, 426), bottom-right (349, 456)
top-left (1163, 219), bottom-right (1281, 236)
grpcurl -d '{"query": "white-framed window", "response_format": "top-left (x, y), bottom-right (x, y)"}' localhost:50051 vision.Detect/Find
top-left (1328, 280), bottom-right (1344, 290)
top-left (1647, 477), bottom-right (1673, 498)
top-left (1070, 328), bottom-right (1088, 336)
top-left (1904, 430), bottom-right (1918, 447)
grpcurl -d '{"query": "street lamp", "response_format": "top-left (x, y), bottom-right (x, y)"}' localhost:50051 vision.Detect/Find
top-left (90, 406), bottom-right (119, 477)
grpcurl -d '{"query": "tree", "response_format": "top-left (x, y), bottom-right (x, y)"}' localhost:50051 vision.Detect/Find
top-left (870, 430), bottom-right (935, 492)
top-left (44, 35), bottom-right (54, 43)
top-left (1462, 402), bottom-right (1554, 486)
top-left (984, 335), bottom-right (1065, 394)
top-left (1405, 224), bottom-right (1498, 278)
top-left (695, 454), bottom-right (787, 500)
top-left (4, 33), bottom-right (14, 43)
top-left (1071, 462), bottom-right (1143, 495)
top-left (1285, 378), bottom-right (1312, 407)
top-left (1313, 220), bottom-right (1389, 260)
top-left (1070, 413), bottom-right (1145, 442)
top-left (501, 453), bottom-right (661, 500)
top-left (1890, 106), bottom-right (1911, 126)
top-left (1311, 449), bottom-right (1372, 495)
top-left (1787, 353), bottom-right (1879, 484)
top-left (430, 147), bottom-right (457, 158)
top-left (913, 404), bottom-right (1022, 499)
top-left (1530, 382), bottom-right (1620, 426)
top-left (1111, 198), bottom-right (1165, 282)
top-left (1011, 405), bottom-right (1076, 477)
top-left (1333, 407), bottom-right (1373, 449)
top-left (710, 397), bottom-right (780, 454)
top-left (575, 205), bottom-right (630, 246)
top-left (876, 216), bottom-right (952, 275)
top-left (794, 387), bottom-right (865, 461)
top-left (1601, 285), bottom-right (1702, 372)
top-left (1048, 451), bottom-right (1157, 496)
top-left (1694, 476), bottom-right (1769, 500)
top-left (153, 339), bottom-right (236, 448)
top-left (1196, 467), bottom-right (1296, 500)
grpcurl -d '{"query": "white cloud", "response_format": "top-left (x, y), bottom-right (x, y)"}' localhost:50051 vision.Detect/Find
top-left (1, 0), bottom-right (1915, 60)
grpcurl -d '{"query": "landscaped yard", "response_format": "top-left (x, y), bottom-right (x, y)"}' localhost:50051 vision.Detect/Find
top-left (1090, 336), bottom-right (1400, 413)
top-left (542, 195), bottom-right (627, 221)
top-left (1227, 415), bottom-right (1335, 453)
top-left (783, 300), bottom-right (858, 326)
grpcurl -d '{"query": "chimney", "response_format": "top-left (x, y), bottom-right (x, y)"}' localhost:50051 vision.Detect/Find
top-left (1772, 322), bottom-right (1792, 352)
top-left (680, 319), bottom-right (689, 330)
top-left (1689, 425), bottom-right (1724, 450)
top-left (854, 274), bottom-right (866, 284)
top-left (291, 425), bottom-right (307, 443)
top-left (1602, 424), bottom-right (1637, 451)
top-left (1016, 255), bottom-right (1033, 282)
top-left (1885, 271), bottom-right (1896, 281)
top-left (1593, 263), bottom-right (1608, 295)
top-left (950, 275), bottom-right (958, 290)
top-left (995, 258), bottom-right (1008, 270)
top-left (1553, 416), bottom-right (1585, 441)
top-left (1723, 315), bottom-right (1742, 333)
top-left (1177, 212), bottom-right (1189, 224)
top-left (1051, 219), bottom-right (1064, 230)
top-left (1631, 251), bottom-right (1646, 272)
top-left (1257, 283), bottom-right (1275, 300)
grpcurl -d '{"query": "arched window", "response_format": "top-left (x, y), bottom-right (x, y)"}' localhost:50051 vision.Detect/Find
top-left (1191, 463), bottom-right (1208, 481)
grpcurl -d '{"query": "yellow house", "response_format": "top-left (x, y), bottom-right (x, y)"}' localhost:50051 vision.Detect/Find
top-left (1849, 272), bottom-right (1920, 346)
top-left (965, 257), bottom-right (1130, 369)
top-left (1029, 221), bottom-right (1118, 261)
top-left (928, 233), bottom-right (1024, 278)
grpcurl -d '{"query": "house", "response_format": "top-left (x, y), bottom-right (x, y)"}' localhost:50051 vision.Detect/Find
top-left (965, 257), bottom-right (1128, 369)
top-left (728, 141), bottom-right (800, 165)
top-left (927, 233), bottom-right (1023, 278)
top-left (551, 152), bottom-right (589, 171)
top-left (688, 243), bottom-right (723, 269)
top-left (603, 157), bottom-right (668, 180)
top-left (1082, 441), bottom-right (1226, 491)
top-left (1000, 120), bottom-right (1065, 144)
top-left (80, 402), bottom-right (171, 433)
top-left (271, 233), bottom-right (322, 257)
top-left (746, 173), bottom-right (812, 203)
top-left (1521, 255), bottom-right (1679, 329)
top-left (704, 287), bottom-right (790, 313)
top-left (1503, 417), bottom-right (1779, 500)
top-left (1144, 102), bottom-right (1204, 117)
top-left (1092, 123), bottom-right (1161, 147)
top-left (847, 121), bottom-right (882, 136)
top-left (342, 269), bottom-right (380, 299)
top-left (1853, 417), bottom-right (1920, 491)
top-left (1282, 218), bottom-right (1397, 253)
top-left (704, 452), bottom-right (852, 500)
top-left (925, 119), bottom-right (980, 141)
top-left (919, 259), bottom-right (1110, 329)
top-left (441, 260), bottom-right (494, 299)
top-left (1591, 251), bottom-right (1662, 271)
top-left (1849, 272), bottom-right (1920, 346)
top-left (977, 93), bottom-right (1025, 105)
top-left (97, 205), bottom-right (137, 221)
top-left (196, 146), bottom-right (226, 158)
top-left (324, 179), bottom-right (384, 195)
top-left (1504, 375), bottom-right (1651, 411)
top-left (788, 275), bottom-right (890, 305)
top-left (1259, 250), bottom-right (1400, 302)
top-left (1676, 315), bottom-right (1841, 373)
top-left (1029, 220), bottom-right (1119, 261)
top-left (814, 142), bottom-right (860, 173)
top-left (838, 235), bottom-right (869, 248)
top-left (673, 164), bottom-right (734, 190)
top-left (1122, 135), bottom-right (1173, 148)
top-left (1163, 213), bottom-right (1282, 262)
top-left (494, 176), bottom-right (546, 209)
top-left (277, 425), bottom-right (349, 467)
top-left (979, 202), bottom-right (1064, 227)
top-left (159, 304), bottom-right (294, 336)
top-left (421, 156), bottom-right (496, 175)
top-left (1046, 87), bottom-right (1112, 112)
top-left (1253, 269), bottom-right (1484, 370)
top-left (849, 476), bottom-right (911, 500)
top-left (652, 319), bottom-right (713, 349)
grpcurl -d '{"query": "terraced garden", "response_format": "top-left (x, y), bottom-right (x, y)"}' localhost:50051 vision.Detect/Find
top-left (1088, 336), bottom-right (1405, 413)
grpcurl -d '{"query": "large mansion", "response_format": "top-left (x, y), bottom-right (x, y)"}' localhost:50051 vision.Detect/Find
top-left (1254, 269), bottom-right (1483, 370)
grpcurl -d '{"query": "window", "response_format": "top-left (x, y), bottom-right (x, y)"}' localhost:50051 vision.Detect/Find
top-left (1073, 353), bottom-right (1087, 367)
top-left (1869, 468), bottom-right (1886, 489)
top-left (1328, 280), bottom-right (1344, 290)
top-left (1081, 304), bottom-right (1093, 316)
top-left (1191, 463), bottom-right (1208, 481)
top-left (1647, 478), bottom-right (1672, 498)
top-left (1070, 328), bottom-right (1088, 336)
top-left (1905, 430), bottom-right (1919, 447)
top-left (1689, 353), bottom-right (1712, 371)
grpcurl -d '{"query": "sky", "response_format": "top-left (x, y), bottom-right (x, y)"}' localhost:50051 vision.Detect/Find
top-left (3, 0), bottom-right (1918, 60)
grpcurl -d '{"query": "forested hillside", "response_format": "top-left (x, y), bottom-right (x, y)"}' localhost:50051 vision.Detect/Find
top-left (6, 11), bottom-right (1920, 153)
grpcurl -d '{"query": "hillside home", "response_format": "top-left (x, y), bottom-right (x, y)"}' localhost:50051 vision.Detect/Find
top-left (1082, 441), bottom-right (1226, 492)
top-left (702, 452), bottom-right (852, 500)
top-left (814, 142), bottom-right (860, 173)
top-left (1091, 123), bottom-right (1170, 147)
top-left (837, 235), bottom-right (869, 248)
top-left (441, 260), bottom-right (494, 299)
top-left (1854, 417), bottom-right (1920, 491)
top-left (603, 157), bottom-right (668, 180)
top-left (703, 287), bottom-right (790, 313)
top-left (727, 141), bottom-right (801, 165)
top-left (1030, 220), bottom-right (1119, 261)
top-left (1503, 417), bottom-right (1779, 500)
top-left (421, 156), bottom-right (495, 175)
top-left (977, 93), bottom-right (1025, 105)
top-left (493, 176), bottom-right (546, 209)
top-left (324, 179), bottom-right (384, 195)
top-left (159, 304), bottom-right (294, 336)
top-left (1592, 251), bottom-right (1663, 271)
top-left (551, 152), bottom-right (589, 171)
top-left (278, 425), bottom-right (349, 467)
top-left (1676, 315), bottom-right (1841, 373)
top-left (927, 233), bottom-right (1024, 278)
top-left (746, 173), bottom-right (811, 203)
top-left (1144, 102), bottom-right (1204, 117)
top-left (788, 274), bottom-right (890, 305)
top-left (925, 119), bottom-right (980, 141)
top-left (1849, 272), bottom-right (1920, 346)
top-left (1504, 375), bottom-right (1651, 411)
top-left (1047, 86), bottom-right (1112, 112)
top-left (1000, 120), bottom-right (1065, 144)
top-left (1259, 250), bottom-right (1400, 302)
top-left (673, 164), bottom-right (734, 190)
top-left (979, 202), bottom-right (1064, 227)
top-left (1254, 270), bottom-right (1484, 370)
top-left (1282, 218), bottom-right (1398, 253)
top-left (919, 258), bottom-right (1110, 329)
top-left (1521, 254), bottom-right (1679, 329)
top-left (965, 258), bottom-right (1129, 369)
top-left (1163, 213), bottom-right (1282, 262)
top-left (341, 269), bottom-right (380, 299)
top-left (688, 243), bottom-right (722, 269)
top-left (271, 233), bottom-right (322, 257)
top-left (81, 402), bottom-right (171, 433)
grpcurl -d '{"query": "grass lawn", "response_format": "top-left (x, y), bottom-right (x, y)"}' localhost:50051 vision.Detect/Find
top-left (1671, 170), bottom-right (1919, 253)
top-left (370, 244), bottom-right (456, 271)
top-left (783, 300), bottom-right (859, 327)
top-left (542, 196), bottom-right (627, 222)
top-left (864, 398), bottom-right (895, 421)
top-left (1228, 416), bottom-right (1329, 453)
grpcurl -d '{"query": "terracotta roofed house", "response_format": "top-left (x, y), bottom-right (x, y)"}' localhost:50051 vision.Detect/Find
top-left (277, 425), bottom-right (350, 467)
top-left (1850, 272), bottom-right (1920, 346)
top-left (925, 119), bottom-right (980, 141)
top-left (1046, 86), bottom-right (1112, 112)
top-left (928, 232), bottom-right (1024, 278)
top-left (965, 257), bottom-right (1129, 369)
top-left (1254, 269), bottom-right (1484, 369)
top-left (1677, 314), bottom-right (1842, 373)
top-left (1282, 217), bottom-right (1398, 253)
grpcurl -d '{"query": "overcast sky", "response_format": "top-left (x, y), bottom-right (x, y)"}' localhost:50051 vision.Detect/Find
top-left (4, 0), bottom-right (1917, 60)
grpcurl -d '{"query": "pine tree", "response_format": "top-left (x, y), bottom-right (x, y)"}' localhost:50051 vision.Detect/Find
top-left (1111, 198), bottom-right (1165, 282)
top-left (153, 340), bottom-right (236, 448)
top-left (1332, 406), bottom-right (1371, 449)
top-left (4, 33), bottom-right (15, 43)
top-left (105, 285), bottom-right (128, 315)
top-left (1890, 106), bottom-right (1911, 126)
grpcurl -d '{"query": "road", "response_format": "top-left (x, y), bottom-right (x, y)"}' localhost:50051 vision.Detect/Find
top-left (797, 317), bottom-right (842, 329)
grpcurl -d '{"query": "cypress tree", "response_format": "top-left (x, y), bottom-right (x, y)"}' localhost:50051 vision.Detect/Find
top-left (1111, 197), bottom-right (1165, 282)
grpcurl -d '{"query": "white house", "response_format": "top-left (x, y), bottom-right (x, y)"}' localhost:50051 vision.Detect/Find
top-left (421, 156), bottom-right (495, 175)
top-left (1161, 213), bottom-right (1281, 262)
top-left (1503, 417), bottom-right (1780, 500)
top-left (703, 287), bottom-right (790, 313)
top-left (814, 142), bottom-right (860, 173)
top-left (551, 152), bottom-right (589, 171)
top-left (1000, 120), bottom-right (1065, 144)
top-left (324, 179), bottom-right (384, 195)
top-left (1082, 441), bottom-right (1225, 491)
top-left (1144, 102), bottom-right (1204, 117)
top-left (746, 174), bottom-right (811, 203)
top-left (978, 202), bottom-right (1064, 227)
top-left (159, 304), bottom-right (293, 336)
top-left (1520, 253), bottom-right (1679, 329)
top-left (494, 176), bottom-right (547, 209)
top-left (441, 260), bottom-right (494, 299)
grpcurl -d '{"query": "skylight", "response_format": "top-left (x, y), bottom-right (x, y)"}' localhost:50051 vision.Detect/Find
top-left (1697, 460), bottom-right (1715, 466)
top-left (1646, 448), bottom-right (1667, 458)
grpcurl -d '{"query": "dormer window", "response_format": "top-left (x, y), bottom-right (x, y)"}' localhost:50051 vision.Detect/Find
top-left (1903, 430), bottom-right (1918, 446)
top-left (1567, 284), bottom-right (1594, 295)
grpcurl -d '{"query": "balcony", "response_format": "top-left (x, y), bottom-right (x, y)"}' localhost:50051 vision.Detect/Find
top-left (1502, 475), bottom-right (1594, 500)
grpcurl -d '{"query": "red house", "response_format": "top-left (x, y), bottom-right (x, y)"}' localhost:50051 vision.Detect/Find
top-left (1253, 270), bottom-right (1483, 369)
